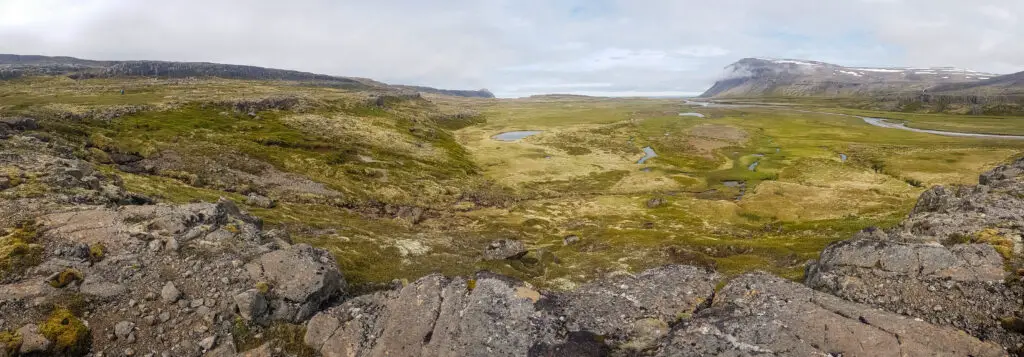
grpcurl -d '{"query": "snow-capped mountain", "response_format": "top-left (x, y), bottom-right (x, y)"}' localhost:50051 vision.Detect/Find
top-left (700, 58), bottom-right (1001, 98)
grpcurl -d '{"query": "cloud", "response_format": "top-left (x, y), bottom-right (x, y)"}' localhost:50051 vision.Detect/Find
top-left (0, 0), bottom-right (1022, 97)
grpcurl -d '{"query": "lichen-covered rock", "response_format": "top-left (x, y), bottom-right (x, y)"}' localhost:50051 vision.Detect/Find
top-left (482, 239), bottom-right (527, 260)
top-left (234, 289), bottom-right (269, 322)
top-left (804, 158), bottom-right (1024, 351)
top-left (893, 157), bottom-right (1024, 244)
top-left (0, 117), bottom-right (40, 131)
top-left (245, 244), bottom-right (345, 322)
top-left (561, 265), bottom-right (719, 346)
top-left (17, 324), bottom-right (51, 354)
top-left (661, 273), bottom-right (1006, 357)
top-left (304, 272), bottom-right (563, 357)
top-left (246, 193), bottom-right (276, 209)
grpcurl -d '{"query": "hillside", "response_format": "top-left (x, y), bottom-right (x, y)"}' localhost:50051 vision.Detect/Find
top-left (1, 55), bottom-right (1023, 355)
top-left (701, 57), bottom-right (1000, 98)
top-left (0, 54), bottom-right (492, 97)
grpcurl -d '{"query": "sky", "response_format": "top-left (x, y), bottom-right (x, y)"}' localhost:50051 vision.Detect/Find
top-left (1, 0), bottom-right (1022, 98)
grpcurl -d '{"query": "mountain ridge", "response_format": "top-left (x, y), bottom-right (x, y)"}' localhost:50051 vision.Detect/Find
top-left (700, 57), bottom-right (1003, 98)
top-left (0, 53), bottom-right (495, 98)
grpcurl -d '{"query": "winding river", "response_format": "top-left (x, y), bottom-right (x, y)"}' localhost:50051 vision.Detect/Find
top-left (683, 99), bottom-right (1024, 140)
top-left (859, 117), bottom-right (1024, 140)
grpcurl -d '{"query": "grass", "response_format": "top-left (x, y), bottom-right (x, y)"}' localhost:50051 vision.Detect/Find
top-left (3, 75), bottom-right (1021, 290)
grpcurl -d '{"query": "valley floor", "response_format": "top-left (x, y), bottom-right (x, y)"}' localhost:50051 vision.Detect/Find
top-left (1, 77), bottom-right (1022, 290)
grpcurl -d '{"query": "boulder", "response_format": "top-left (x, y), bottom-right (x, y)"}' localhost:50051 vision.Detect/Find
top-left (561, 265), bottom-right (719, 345)
top-left (304, 272), bottom-right (562, 357)
top-left (245, 244), bottom-right (345, 322)
top-left (660, 273), bottom-right (1005, 357)
top-left (807, 236), bottom-right (1021, 350)
top-left (233, 289), bottom-right (269, 322)
top-left (17, 324), bottom-right (51, 354)
top-left (483, 239), bottom-right (527, 260)
top-left (0, 117), bottom-right (40, 131)
top-left (246, 193), bottom-right (276, 209)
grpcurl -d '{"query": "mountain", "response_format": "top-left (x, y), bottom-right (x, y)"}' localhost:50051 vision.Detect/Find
top-left (701, 57), bottom-right (1000, 98)
top-left (0, 54), bottom-right (493, 98)
top-left (392, 85), bottom-right (494, 98)
top-left (928, 71), bottom-right (1024, 96)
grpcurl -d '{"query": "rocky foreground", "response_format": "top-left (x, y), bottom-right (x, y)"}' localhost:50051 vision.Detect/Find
top-left (1, 119), bottom-right (1024, 356)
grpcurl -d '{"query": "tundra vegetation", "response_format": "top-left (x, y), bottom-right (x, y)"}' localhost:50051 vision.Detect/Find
top-left (1, 76), bottom-right (1021, 291)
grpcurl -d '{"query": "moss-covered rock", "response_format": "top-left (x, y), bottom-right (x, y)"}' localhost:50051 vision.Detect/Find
top-left (48, 268), bottom-right (84, 288)
top-left (88, 243), bottom-right (105, 263)
top-left (38, 307), bottom-right (90, 356)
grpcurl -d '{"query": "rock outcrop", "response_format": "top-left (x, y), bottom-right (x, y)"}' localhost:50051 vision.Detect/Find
top-left (0, 195), bottom-right (345, 356)
top-left (808, 157), bottom-right (1024, 352)
top-left (665, 273), bottom-right (1005, 357)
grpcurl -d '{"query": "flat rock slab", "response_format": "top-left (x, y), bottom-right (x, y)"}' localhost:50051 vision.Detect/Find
top-left (562, 265), bottom-right (720, 341)
top-left (305, 272), bottom-right (561, 357)
top-left (661, 273), bottom-right (1006, 357)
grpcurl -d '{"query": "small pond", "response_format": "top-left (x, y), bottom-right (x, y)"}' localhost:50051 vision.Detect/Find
top-left (748, 161), bottom-right (760, 171)
top-left (679, 112), bottom-right (706, 118)
top-left (840, 153), bottom-right (848, 162)
top-left (493, 131), bottom-right (543, 142)
top-left (637, 146), bottom-right (658, 164)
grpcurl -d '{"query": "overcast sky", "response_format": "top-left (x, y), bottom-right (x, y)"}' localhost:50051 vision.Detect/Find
top-left (1, 0), bottom-right (1022, 97)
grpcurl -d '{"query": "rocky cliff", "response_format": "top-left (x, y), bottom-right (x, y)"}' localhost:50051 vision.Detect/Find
top-left (1, 119), bottom-right (1023, 356)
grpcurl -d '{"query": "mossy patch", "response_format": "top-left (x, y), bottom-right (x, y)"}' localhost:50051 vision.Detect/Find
top-left (0, 221), bottom-right (44, 281)
top-left (0, 330), bottom-right (21, 356)
top-left (951, 228), bottom-right (1016, 260)
top-left (38, 307), bottom-right (90, 355)
top-left (255, 281), bottom-right (270, 294)
top-left (232, 318), bottom-right (315, 357)
top-left (88, 243), bottom-right (105, 263)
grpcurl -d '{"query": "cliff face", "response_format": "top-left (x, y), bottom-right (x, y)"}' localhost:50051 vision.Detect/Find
top-left (1, 117), bottom-right (1022, 356)
top-left (701, 57), bottom-right (1001, 98)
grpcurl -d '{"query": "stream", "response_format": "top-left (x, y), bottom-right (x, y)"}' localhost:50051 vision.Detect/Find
top-left (859, 117), bottom-right (1024, 140)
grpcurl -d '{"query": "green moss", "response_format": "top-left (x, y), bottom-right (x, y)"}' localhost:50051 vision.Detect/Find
top-left (0, 222), bottom-right (44, 280)
top-left (0, 330), bottom-right (21, 356)
top-left (88, 243), bottom-right (105, 263)
top-left (38, 307), bottom-right (90, 355)
top-left (232, 319), bottom-right (315, 357)
top-left (255, 281), bottom-right (270, 294)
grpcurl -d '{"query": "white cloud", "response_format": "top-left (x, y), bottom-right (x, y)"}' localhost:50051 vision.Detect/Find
top-left (0, 0), bottom-right (1021, 97)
